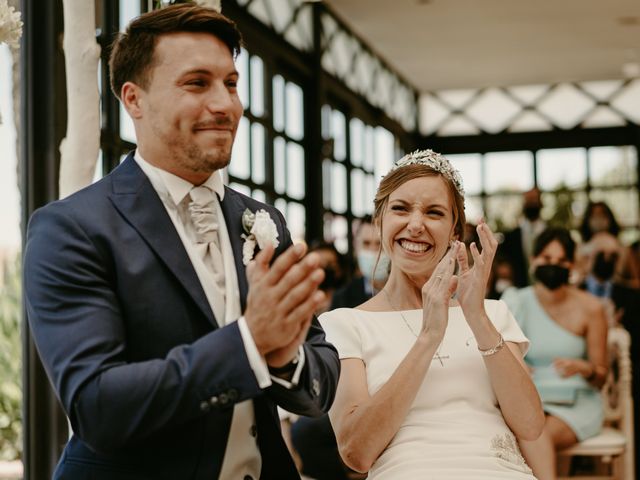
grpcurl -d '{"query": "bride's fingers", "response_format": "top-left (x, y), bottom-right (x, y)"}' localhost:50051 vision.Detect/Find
top-left (477, 223), bottom-right (498, 259)
top-left (455, 240), bottom-right (469, 273)
top-left (469, 241), bottom-right (483, 267)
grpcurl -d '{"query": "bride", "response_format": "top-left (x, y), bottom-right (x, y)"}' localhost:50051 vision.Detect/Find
top-left (320, 150), bottom-right (544, 479)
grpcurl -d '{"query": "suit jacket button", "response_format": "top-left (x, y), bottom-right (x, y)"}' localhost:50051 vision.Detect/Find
top-left (250, 424), bottom-right (257, 437)
top-left (219, 393), bottom-right (229, 405)
top-left (228, 388), bottom-right (238, 401)
top-left (200, 401), bottom-right (210, 412)
top-left (209, 396), bottom-right (219, 406)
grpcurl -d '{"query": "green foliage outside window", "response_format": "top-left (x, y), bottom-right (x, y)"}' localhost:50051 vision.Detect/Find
top-left (0, 254), bottom-right (22, 461)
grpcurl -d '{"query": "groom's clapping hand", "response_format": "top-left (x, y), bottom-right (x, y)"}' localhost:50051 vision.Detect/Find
top-left (245, 242), bottom-right (326, 367)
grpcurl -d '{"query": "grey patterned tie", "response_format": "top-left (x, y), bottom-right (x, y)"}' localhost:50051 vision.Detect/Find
top-left (188, 185), bottom-right (226, 302)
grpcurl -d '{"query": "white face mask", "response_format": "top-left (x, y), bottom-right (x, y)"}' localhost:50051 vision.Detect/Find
top-left (494, 278), bottom-right (513, 294)
top-left (357, 250), bottom-right (389, 283)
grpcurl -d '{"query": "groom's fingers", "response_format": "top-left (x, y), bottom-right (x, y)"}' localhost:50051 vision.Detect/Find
top-left (264, 242), bottom-right (307, 285)
top-left (278, 264), bottom-right (325, 315)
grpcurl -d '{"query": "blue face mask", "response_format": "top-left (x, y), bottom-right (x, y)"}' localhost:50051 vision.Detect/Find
top-left (357, 250), bottom-right (389, 283)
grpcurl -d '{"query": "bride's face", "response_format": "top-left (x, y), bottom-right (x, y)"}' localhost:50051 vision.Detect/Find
top-left (381, 175), bottom-right (455, 279)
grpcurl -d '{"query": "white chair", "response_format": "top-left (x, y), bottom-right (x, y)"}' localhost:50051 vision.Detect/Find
top-left (558, 327), bottom-right (634, 480)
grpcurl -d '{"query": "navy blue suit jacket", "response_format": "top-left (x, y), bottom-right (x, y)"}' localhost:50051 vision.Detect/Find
top-left (24, 154), bottom-right (340, 479)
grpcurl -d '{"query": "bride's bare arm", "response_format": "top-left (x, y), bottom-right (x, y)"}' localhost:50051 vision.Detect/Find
top-left (329, 246), bottom-right (459, 473)
top-left (455, 224), bottom-right (544, 440)
top-left (329, 335), bottom-right (440, 473)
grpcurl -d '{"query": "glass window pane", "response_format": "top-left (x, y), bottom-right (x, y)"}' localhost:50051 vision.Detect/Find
top-left (361, 125), bottom-right (376, 172)
top-left (331, 162), bottom-right (347, 213)
top-left (237, 48), bottom-right (249, 110)
top-left (486, 194), bottom-right (524, 231)
top-left (464, 196), bottom-right (484, 225)
top-left (272, 75), bottom-right (284, 132)
top-left (286, 142), bottom-right (305, 200)
top-left (287, 202), bottom-right (306, 243)
top-left (229, 182), bottom-right (251, 196)
top-left (485, 151), bottom-right (534, 193)
top-left (542, 190), bottom-right (588, 229)
top-left (590, 189), bottom-right (639, 227)
top-left (285, 81), bottom-right (304, 141)
top-left (119, 103), bottom-right (136, 144)
top-left (365, 173), bottom-right (376, 215)
top-left (250, 55), bottom-right (264, 117)
top-left (537, 148), bottom-right (587, 190)
top-left (252, 189), bottom-right (266, 203)
top-left (590, 146), bottom-right (638, 187)
top-left (351, 168), bottom-right (364, 217)
top-left (275, 198), bottom-right (287, 219)
top-left (93, 151), bottom-right (103, 183)
top-left (229, 117), bottom-right (250, 179)
top-left (324, 213), bottom-right (348, 253)
top-left (321, 104), bottom-right (332, 139)
top-left (350, 117), bottom-right (364, 167)
top-left (251, 123), bottom-right (265, 184)
top-left (331, 109), bottom-right (346, 161)
top-left (374, 127), bottom-right (395, 176)
top-left (119, 0), bottom-right (140, 29)
top-left (322, 159), bottom-right (332, 209)
top-left (447, 154), bottom-right (482, 196)
top-left (274, 136), bottom-right (286, 194)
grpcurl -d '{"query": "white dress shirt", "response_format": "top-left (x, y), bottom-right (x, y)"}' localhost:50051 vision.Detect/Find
top-left (134, 152), bottom-right (304, 478)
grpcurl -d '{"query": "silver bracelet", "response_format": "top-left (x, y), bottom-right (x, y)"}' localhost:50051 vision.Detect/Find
top-left (478, 335), bottom-right (505, 357)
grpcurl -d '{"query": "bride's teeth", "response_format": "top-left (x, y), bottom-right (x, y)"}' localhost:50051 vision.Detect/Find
top-left (400, 240), bottom-right (428, 252)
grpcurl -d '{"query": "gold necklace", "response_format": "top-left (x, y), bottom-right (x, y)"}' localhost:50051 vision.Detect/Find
top-left (382, 289), bottom-right (449, 367)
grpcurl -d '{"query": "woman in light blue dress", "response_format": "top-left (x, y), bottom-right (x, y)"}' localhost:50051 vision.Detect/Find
top-left (502, 227), bottom-right (608, 480)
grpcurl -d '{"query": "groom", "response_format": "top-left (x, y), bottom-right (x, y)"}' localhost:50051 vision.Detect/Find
top-left (23, 4), bottom-right (339, 479)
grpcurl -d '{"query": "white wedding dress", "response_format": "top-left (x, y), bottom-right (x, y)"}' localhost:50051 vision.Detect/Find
top-left (320, 300), bottom-right (537, 479)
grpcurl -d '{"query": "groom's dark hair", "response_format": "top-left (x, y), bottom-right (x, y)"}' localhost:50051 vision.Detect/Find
top-left (109, 3), bottom-right (242, 100)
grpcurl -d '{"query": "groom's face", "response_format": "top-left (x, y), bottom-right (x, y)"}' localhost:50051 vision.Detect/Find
top-left (130, 32), bottom-right (243, 183)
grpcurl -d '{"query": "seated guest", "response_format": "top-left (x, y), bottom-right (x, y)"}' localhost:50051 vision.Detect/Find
top-left (579, 231), bottom-right (640, 464)
top-left (331, 215), bottom-right (388, 309)
top-left (577, 201), bottom-right (640, 288)
top-left (502, 227), bottom-right (608, 480)
top-left (309, 241), bottom-right (348, 315)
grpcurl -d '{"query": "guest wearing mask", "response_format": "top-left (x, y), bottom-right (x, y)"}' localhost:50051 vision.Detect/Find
top-left (499, 188), bottom-right (546, 288)
top-left (577, 201), bottom-right (640, 288)
top-left (579, 231), bottom-right (640, 464)
top-left (331, 215), bottom-right (389, 309)
top-left (502, 227), bottom-right (608, 480)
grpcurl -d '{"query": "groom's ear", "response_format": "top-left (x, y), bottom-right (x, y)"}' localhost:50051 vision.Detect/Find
top-left (121, 82), bottom-right (144, 119)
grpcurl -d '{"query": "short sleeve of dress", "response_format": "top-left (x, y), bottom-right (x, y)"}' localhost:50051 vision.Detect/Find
top-left (485, 299), bottom-right (530, 356)
top-left (319, 308), bottom-right (363, 360)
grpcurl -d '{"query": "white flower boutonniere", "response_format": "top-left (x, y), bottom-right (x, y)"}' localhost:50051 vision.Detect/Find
top-left (0, 0), bottom-right (23, 49)
top-left (241, 208), bottom-right (280, 265)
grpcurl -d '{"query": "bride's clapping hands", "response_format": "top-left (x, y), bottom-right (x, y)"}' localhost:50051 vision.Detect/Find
top-left (454, 222), bottom-right (498, 318)
top-left (420, 242), bottom-right (460, 340)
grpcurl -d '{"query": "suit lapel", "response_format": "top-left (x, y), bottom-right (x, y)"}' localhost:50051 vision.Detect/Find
top-left (220, 188), bottom-right (249, 312)
top-left (108, 155), bottom-right (217, 327)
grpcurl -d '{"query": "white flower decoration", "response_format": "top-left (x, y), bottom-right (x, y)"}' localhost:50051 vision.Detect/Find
top-left (0, 0), bottom-right (23, 49)
top-left (241, 208), bottom-right (280, 265)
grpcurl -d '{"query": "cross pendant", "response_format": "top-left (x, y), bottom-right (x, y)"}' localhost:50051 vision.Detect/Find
top-left (434, 352), bottom-right (450, 367)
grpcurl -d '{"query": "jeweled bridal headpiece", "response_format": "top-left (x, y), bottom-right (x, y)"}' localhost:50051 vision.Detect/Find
top-left (390, 149), bottom-right (465, 196)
